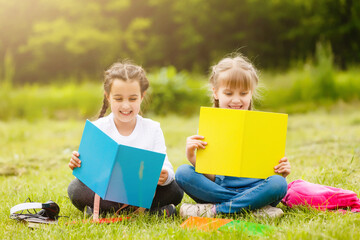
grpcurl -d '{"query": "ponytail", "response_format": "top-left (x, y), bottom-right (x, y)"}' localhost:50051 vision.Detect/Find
top-left (98, 94), bottom-right (109, 118)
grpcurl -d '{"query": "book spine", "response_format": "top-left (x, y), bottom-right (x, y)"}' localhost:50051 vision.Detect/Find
top-left (239, 111), bottom-right (246, 177)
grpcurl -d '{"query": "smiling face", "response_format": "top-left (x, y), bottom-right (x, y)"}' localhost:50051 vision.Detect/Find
top-left (209, 56), bottom-right (258, 110)
top-left (213, 84), bottom-right (253, 110)
top-left (106, 79), bottom-right (143, 127)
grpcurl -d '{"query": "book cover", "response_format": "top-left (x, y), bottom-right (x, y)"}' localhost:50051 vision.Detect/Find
top-left (195, 107), bottom-right (288, 179)
top-left (73, 120), bottom-right (166, 209)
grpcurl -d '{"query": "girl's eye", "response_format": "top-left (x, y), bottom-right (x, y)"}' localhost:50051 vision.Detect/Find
top-left (225, 92), bottom-right (232, 96)
top-left (115, 98), bottom-right (123, 101)
top-left (241, 92), bottom-right (248, 96)
top-left (129, 98), bottom-right (137, 101)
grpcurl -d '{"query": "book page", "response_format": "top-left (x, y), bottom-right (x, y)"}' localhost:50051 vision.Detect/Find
top-left (241, 111), bottom-right (287, 179)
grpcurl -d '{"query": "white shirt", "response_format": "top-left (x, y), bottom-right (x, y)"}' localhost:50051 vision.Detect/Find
top-left (93, 113), bottom-right (174, 186)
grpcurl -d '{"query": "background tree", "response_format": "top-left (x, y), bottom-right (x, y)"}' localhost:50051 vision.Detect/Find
top-left (0, 0), bottom-right (359, 85)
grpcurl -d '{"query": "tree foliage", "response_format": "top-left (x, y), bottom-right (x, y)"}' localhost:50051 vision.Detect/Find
top-left (0, 0), bottom-right (359, 84)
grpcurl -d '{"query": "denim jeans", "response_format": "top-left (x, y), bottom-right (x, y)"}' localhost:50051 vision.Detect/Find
top-left (175, 164), bottom-right (287, 214)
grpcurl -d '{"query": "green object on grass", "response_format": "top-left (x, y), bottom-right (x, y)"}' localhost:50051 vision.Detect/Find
top-left (218, 220), bottom-right (275, 236)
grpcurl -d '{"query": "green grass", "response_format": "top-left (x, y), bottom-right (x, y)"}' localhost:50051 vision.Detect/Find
top-left (259, 66), bottom-right (360, 114)
top-left (1, 108), bottom-right (360, 239)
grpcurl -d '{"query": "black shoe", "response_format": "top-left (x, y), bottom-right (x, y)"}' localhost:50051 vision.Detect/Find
top-left (156, 204), bottom-right (176, 217)
top-left (84, 206), bottom-right (93, 217)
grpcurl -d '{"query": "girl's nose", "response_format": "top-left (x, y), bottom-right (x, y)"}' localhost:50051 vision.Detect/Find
top-left (121, 101), bottom-right (131, 109)
top-left (233, 97), bottom-right (242, 103)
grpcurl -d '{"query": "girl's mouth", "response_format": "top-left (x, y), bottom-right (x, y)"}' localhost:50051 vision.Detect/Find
top-left (120, 111), bottom-right (132, 116)
top-left (228, 105), bottom-right (243, 109)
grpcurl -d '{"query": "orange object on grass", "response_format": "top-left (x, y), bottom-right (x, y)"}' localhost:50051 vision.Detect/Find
top-left (92, 217), bottom-right (131, 224)
top-left (67, 217), bottom-right (131, 225)
top-left (180, 216), bottom-right (232, 231)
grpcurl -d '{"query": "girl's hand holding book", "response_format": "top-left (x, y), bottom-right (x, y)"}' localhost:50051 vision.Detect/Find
top-left (69, 151), bottom-right (81, 170)
top-left (186, 135), bottom-right (207, 166)
top-left (274, 157), bottom-right (291, 178)
top-left (158, 169), bottom-right (168, 185)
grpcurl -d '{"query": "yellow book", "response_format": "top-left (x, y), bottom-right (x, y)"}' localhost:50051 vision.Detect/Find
top-left (195, 107), bottom-right (288, 179)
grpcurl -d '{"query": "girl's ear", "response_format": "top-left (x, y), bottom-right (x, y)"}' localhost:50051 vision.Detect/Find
top-left (212, 87), bottom-right (218, 100)
top-left (104, 91), bottom-right (109, 101)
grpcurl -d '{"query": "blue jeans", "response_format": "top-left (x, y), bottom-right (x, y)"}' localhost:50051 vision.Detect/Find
top-left (175, 164), bottom-right (287, 214)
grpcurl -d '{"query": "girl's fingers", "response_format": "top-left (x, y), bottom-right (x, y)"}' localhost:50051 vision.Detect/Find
top-left (275, 162), bottom-right (290, 169)
top-left (158, 169), bottom-right (168, 184)
top-left (275, 166), bottom-right (290, 173)
top-left (187, 143), bottom-right (206, 151)
top-left (158, 176), bottom-right (166, 185)
top-left (71, 155), bottom-right (81, 163)
top-left (191, 143), bottom-right (205, 149)
top-left (72, 158), bottom-right (81, 165)
top-left (196, 142), bottom-right (206, 149)
top-left (275, 165), bottom-right (290, 172)
top-left (188, 140), bottom-right (207, 147)
top-left (275, 158), bottom-right (291, 177)
top-left (68, 163), bottom-right (74, 170)
top-left (69, 161), bottom-right (79, 170)
top-left (188, 135), bottom-right (205, 140)
top-left (72, 151), bottom-right (80, 157)
top-left (187, 139), bottom-right (207, 145)
top-left (70, 158), bottom-right (81, 167)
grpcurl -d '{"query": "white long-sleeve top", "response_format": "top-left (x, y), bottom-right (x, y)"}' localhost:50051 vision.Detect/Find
top-left (92, 113), bottom-right (174, 186)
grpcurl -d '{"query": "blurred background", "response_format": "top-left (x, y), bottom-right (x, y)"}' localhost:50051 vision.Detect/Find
top-left (0, 0), bottom-right (359, 120)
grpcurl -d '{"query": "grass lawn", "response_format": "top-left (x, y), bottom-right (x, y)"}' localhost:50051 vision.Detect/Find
top-left (1, 108), bottom-right (360, 239)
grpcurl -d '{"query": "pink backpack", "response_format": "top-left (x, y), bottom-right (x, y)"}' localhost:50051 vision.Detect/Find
top-left (281, 179), bottom-right (360, 213)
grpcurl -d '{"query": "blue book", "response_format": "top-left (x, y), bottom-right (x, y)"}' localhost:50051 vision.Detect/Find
top-left (73, 120), bottom-right (166, 209)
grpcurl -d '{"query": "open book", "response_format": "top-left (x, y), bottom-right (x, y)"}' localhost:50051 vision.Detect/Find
top-left (73, 120), bottom-right (165, 209)
top-left (195, 107), bottom-right (288, 179)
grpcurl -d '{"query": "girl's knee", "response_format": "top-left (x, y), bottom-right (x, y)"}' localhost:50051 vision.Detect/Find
top-left (175, 164), bottom-right (195, 186)
top-left (268, 175), bottom-right (288, 196)
top-left (175, 164), bottom-right (194, 179)
top-left (67, 178), bottom-right (83, 201)
top-left (67, 179), bottom-right (77, 198)
top-left (170, 181), bottom-right (184, 205)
